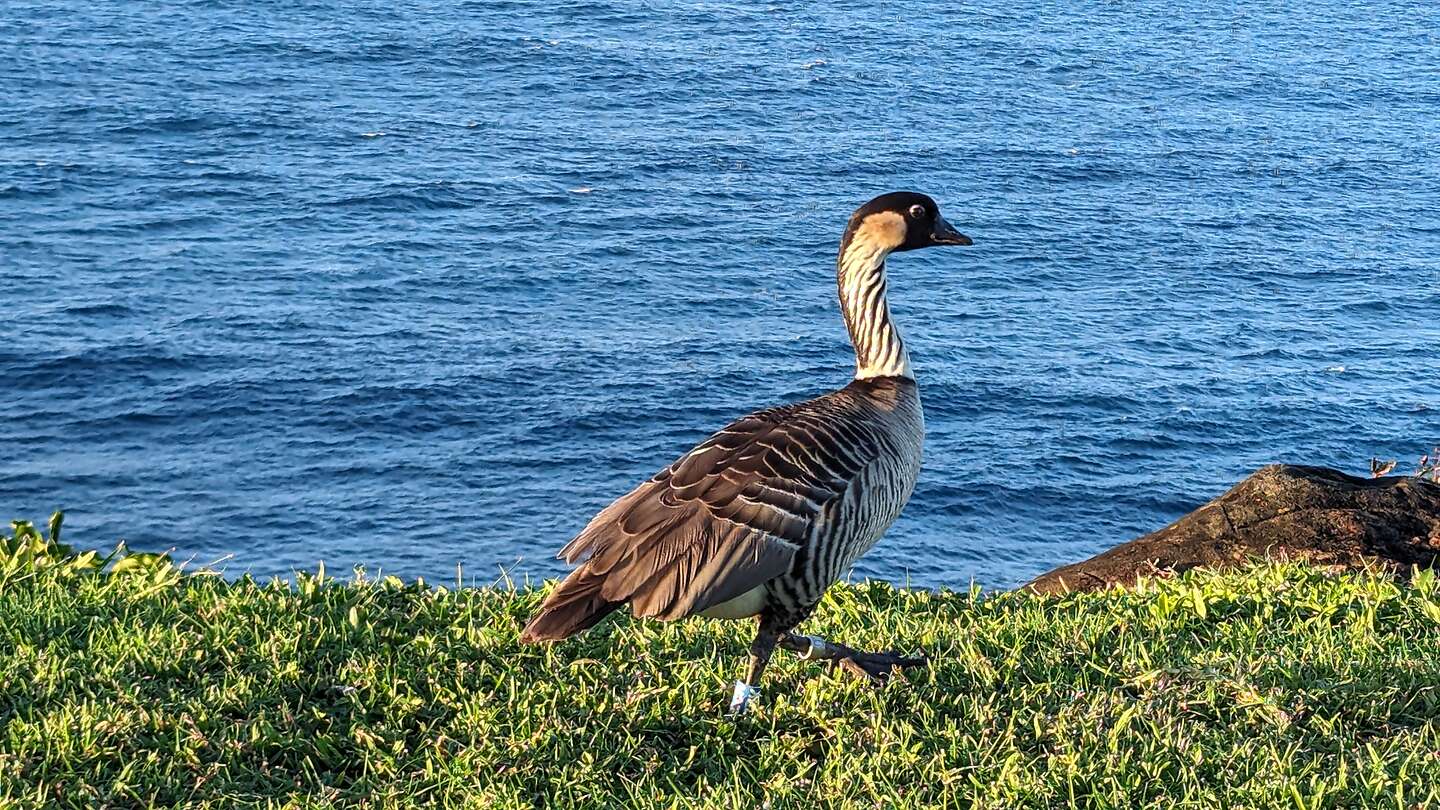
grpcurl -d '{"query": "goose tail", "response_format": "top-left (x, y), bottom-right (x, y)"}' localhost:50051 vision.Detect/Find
top-left (519, 569), bottom-right (622, 643)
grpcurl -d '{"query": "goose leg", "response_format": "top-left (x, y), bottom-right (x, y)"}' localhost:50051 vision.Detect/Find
top-left (729, 626), bottom-right (779, 714)
top-left (778, 633), bottom-right (927, 684)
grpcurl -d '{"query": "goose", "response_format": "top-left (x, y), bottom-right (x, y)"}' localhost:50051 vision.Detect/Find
top-left (520, 191), bottom-right (972, 713)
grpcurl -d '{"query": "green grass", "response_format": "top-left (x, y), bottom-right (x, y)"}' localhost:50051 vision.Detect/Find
top-left (2, 516), bottom-right (1440, 809)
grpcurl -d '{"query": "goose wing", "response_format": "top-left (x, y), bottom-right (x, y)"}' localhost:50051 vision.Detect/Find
top-left (543, 390), bottom-right (882, 625)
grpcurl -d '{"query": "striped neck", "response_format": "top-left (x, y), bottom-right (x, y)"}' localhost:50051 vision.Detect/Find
top-left (837, 232), bottom-right (912, 380)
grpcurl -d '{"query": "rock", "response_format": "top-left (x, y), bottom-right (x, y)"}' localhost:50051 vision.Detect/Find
top-left (1024, 464), bottom-right (1440, 594)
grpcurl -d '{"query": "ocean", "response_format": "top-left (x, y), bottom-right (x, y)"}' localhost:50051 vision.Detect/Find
top-left (3, 0), bottom-right (1437, 588)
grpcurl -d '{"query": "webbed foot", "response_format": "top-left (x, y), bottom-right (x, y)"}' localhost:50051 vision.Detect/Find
top-left (780, 634), bottom-right (928, 684)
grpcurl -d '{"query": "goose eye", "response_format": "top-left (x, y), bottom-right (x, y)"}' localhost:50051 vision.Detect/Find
top-left (908, 204), bottom-right (926, 219)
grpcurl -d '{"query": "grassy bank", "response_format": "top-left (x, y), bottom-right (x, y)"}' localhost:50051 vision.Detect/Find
top-left (2, 517), bottom-right (1439, 808)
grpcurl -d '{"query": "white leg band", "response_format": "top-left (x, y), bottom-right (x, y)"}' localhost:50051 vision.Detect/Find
top-left (795, 634), bottom-right (834, 661)
top-left (729, 680), bottom-right (760, 713)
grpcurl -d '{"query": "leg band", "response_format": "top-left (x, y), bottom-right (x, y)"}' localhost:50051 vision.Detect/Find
top-left (794, 634), bottom-right (835, 661)
top-left (729, 680), bottom-right (760, 713)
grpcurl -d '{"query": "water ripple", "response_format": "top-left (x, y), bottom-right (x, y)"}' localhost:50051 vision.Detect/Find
top-left (2, 0), bottom-right (1438, 588)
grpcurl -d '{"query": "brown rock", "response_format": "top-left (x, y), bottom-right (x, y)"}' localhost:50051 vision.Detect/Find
top-left (1024, 464), bottom-right (1440, 594)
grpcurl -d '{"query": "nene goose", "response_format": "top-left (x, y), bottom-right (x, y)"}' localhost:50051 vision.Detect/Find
top-left (521, 191), bottom-right (972, 713)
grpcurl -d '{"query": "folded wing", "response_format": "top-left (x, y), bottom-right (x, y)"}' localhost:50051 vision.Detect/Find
top-left (520, 392), bottom-right (880, 642)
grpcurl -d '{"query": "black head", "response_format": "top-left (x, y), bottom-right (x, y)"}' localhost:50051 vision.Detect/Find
top-left (841, 191), bottom-right (972, 255)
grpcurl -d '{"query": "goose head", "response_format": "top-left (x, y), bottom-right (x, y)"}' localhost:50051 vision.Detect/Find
top-left (840, 191), bottom-right (972, 258)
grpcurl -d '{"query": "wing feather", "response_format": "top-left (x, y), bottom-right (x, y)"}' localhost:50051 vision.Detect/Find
top-left (523, 380), bottom-right (904, 641)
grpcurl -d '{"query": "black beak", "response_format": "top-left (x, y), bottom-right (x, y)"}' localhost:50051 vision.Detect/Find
top-left (931, 215), bottom-right (973, 246)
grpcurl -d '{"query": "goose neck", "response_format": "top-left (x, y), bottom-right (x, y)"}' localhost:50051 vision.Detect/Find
top-left (837, 238), bottom-right (912, 381)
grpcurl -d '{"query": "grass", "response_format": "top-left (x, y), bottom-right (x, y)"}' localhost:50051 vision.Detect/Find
top-left (2, 515), bottom-right (1440, 809)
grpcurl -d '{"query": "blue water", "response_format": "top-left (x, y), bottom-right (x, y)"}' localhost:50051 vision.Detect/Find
top-left (3, 1), bottom-right (1438, 589)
